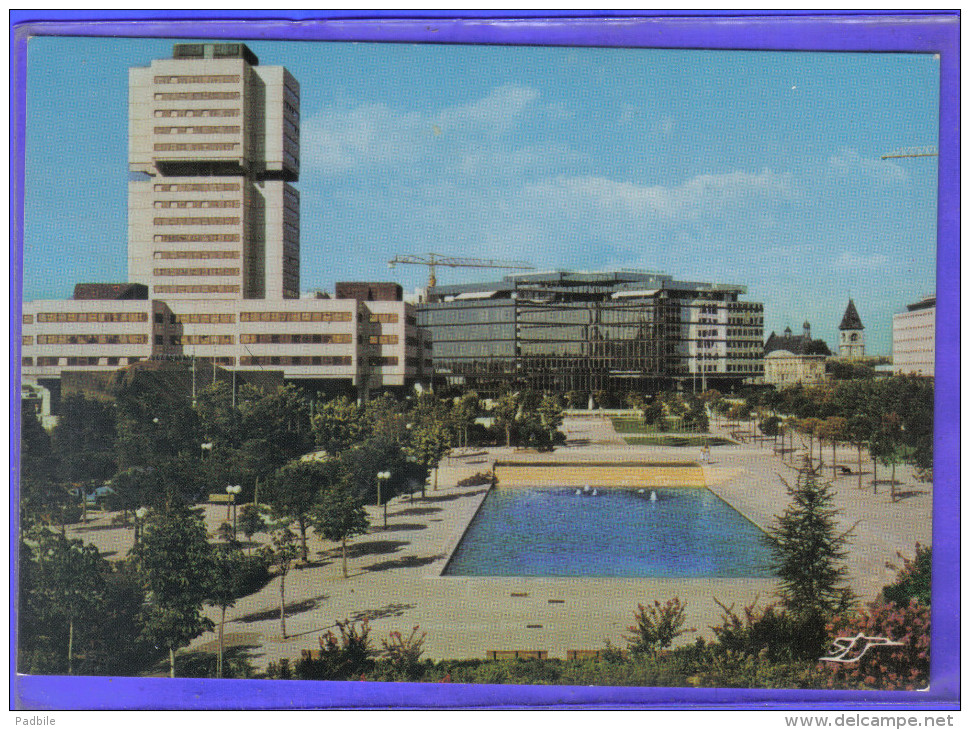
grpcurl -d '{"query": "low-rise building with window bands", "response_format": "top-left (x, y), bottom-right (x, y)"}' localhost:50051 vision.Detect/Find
top-left (416, 270), bottom-right (764, 396)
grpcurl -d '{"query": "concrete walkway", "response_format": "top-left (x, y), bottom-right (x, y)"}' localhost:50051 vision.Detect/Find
top-left (63, 412), bottom-right (931, 671)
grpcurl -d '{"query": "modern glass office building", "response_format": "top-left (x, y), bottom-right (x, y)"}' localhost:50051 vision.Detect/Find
top-left (417, 270), bottom-right (764, 396)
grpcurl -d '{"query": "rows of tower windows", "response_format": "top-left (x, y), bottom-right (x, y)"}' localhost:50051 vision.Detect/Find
top-left (155, 109), bottom-right (240, 118)
top-left (154, 285), bottom-right (240, 294)
top-left (154, 216), bottom-right (240, 226)
top-left (153, 234), bottom-right (240, 243)
top-left (240, 333), bottom-right (352, 345)
top-left (155, 250), bottom-right (239, 260)
top-left (36, 334), bottom-right (148, 345)
top-left (154, 183), bottom-right (240, 192)
top-left (369, 335), bottom-right (399, 345)
top-left (154, 142), bottom-right (239, 152)
top-left (369, 313), bottom-right (400, 324)
top-left (241, 355), bottom-right (352, 367)
top-left (239, 311), bottom-right (353, 323)
top-left (161, 334), bottom-right (234, 345)
top-left (154, 267), bottom-right (240, 277)
top-left (35, 356), bottom-right (140, 367)
top-left (154, 126), bottom-right (241, 135)
top-left (154, 74), bottom-right (240, 84)
top-left (22, 315), bottom-right (33, 324)
top-left (35, 312), bottom-right (148, 323)
top-left (368, 356), bottom-right (399, 367)
top-left (154, 200), bottom-right (240, 209)
top-left (154, 92), bottom-right (240, 101)
top-left (283, 85), bottom-right (300, 105)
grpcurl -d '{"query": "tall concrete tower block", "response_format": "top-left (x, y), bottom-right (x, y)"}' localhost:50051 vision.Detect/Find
top-left (127, 43), bottom-right (300, 301)
top-left (838, 299), bottom-right (865, 358)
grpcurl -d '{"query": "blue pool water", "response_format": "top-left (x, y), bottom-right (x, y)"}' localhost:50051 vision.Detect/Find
top-left (443, 487), bottom-right (775, 578)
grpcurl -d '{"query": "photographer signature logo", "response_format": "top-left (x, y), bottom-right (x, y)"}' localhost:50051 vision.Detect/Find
top-left (820, 633), bottom-right (904, 663)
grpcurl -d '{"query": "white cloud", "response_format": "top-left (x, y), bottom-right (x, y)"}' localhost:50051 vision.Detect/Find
top-left (438, 84), bottom-right (538, 134)
top-left (302, 84), bottom-right (544, 173)
top-left (524, 168), bottom-right (793, 222)
top-left (827, 148), bottom-right (908, 185)
top-left (457, 144), bottom-right (589, 177)
top-left (833, 251), bottom-right (892, 271)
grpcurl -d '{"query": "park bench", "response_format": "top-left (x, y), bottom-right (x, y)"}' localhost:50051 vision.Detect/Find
top-left (486, 650), bottom-right (547, 660)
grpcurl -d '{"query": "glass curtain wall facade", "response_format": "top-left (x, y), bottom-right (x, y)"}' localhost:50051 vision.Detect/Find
top-left (418, 270), bottom-right (763, 396)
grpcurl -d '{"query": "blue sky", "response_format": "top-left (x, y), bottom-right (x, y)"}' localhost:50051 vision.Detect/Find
top-left (21, 36), bottom-right (939, 355)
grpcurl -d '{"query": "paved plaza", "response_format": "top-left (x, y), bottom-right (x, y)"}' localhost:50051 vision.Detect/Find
top-left (66, 414), bottom-right (932, 671)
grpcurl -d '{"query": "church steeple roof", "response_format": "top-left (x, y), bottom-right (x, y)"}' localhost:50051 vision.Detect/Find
top-left (839, 299), bottom-right (864, 330)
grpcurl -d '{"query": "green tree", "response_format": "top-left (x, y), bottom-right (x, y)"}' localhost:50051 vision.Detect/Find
top-left (20, 527), bottom-right (106, 674)
top-left (820, 416), bottom-right (848, 483)
top-left (450, 393), bottom-right (480, 449)
top-left (406, 420), bottom-right (453, 494)
top-left (262, 521), bottom-right (300, 639)
top-left (640, 397), bottom-right (664, 428)
top-left (264, 458), bottom-right (338, 561)
top-left (311, 487), bottom-right (370, 578)
top-left (206, 546), bottom-right (248, 678)
top-left (492, 391), bottom-right (520, 448)
top-left (132, 506), bottom-right (214, 678)
top-left (52, 395), bottom-right (118, 522)
top-left (536, 394), bottom-right (566, 450)
top-left (239, 503), bottom-right (268, 552)
top-left (235, 384), bottom-right (315, 503)
top-left (766, 468), bottom-right (853, 658)
top-left (312, 396), bottom-right (366, 454)
top-left (19, 409), bottom-right (68, 526)
top-left (845, 414), bottom-right (874, 491)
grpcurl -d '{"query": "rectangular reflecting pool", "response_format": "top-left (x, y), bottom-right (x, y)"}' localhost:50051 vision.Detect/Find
top-left (443, 487), bottom-right (775, 578)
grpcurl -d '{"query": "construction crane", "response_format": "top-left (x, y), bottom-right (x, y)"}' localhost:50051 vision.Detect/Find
top-left (388, 252), bottom-right (534, 288)
top-left (881, 146), bottom-right (938, 160)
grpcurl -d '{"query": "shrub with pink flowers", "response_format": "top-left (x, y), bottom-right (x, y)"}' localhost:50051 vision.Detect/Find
top-left (823, 598), bottom-right (930, 690)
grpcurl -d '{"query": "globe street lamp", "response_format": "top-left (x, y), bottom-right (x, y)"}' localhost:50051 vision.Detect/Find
top-left (377, 471), bottom-right (391, 529)
top-left (134, 506), bottom-right (149, 547)
top-left (225, 484), bottom-right (242, 538)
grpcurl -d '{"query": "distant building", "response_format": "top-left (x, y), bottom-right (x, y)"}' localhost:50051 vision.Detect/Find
top-left (838, 299), bottom-right (866, 359)
top-left (416, 269), bottom-right (764, 396)
top-left (21, 43), bottom-right (431, 415)
top-left (763, 321), bottom-right (831, 385)
top-left (892, 295), bottom-right (935, 377)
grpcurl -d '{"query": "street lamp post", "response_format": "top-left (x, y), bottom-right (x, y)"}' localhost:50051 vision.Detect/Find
top-left (134, 507), bottom-right (148, 547)
top-left (377, 471), bottom-right (390, 529)
top-left (225, 485), bottom-right (241, 539)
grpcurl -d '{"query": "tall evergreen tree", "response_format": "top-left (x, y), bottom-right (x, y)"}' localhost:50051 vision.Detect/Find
top-left (766, 466), bottom-right (854, 658)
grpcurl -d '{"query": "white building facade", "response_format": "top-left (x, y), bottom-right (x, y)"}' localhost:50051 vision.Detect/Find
top-left (21, 43), bottom-right (430, 404)
top-left (892, 295), bottom-right (935, 377)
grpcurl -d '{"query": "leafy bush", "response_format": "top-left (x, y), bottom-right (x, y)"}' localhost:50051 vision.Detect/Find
top-left (626, 598), bottom-right (694, 655)
top-left (710, 598), bottom-right (817, 662)
top-left (265, 657), bottom-right (292, 679)
top-left (297, 619), bottom-right (374, 680)
top-left (381, 626), bottom-right (427, 679)
top-left (882, 544), bottom-right (931, 608)
top-left (687, 648), bottom-right (826, 689)
top-left (823, 599), bottom-right (930, 690)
